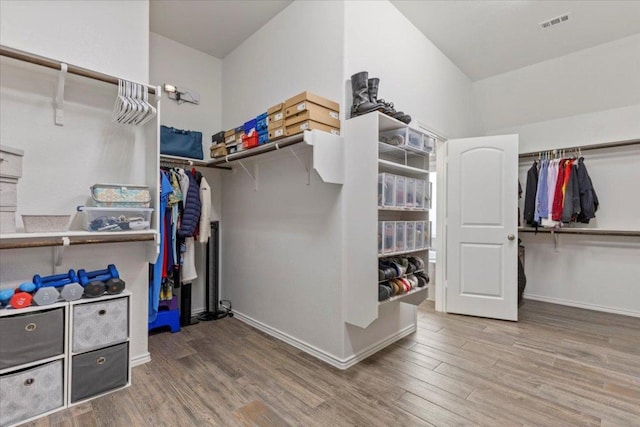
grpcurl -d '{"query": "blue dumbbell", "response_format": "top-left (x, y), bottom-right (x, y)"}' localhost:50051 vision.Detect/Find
top-left (31, 270), bottom-right (83, 304)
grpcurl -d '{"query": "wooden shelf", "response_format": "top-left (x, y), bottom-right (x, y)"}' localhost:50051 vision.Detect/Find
top-left (0, 230), bottom-right (157, 249)
top-left (379, 286), bottom-right (428, 306)
top-left (518, 227), bottom-right (640, 237)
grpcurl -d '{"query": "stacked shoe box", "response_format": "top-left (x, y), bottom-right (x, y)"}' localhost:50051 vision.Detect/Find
top-left (242, 113), bottom-right (269, 150)
top-left (224, 126), bottom-right (245, 154)
top-left (283, 91), bottom-right (340, 137)
top-left (0, 145), bottom-right (24, 233)
top-left (267, 103), bottom-right (285, 141)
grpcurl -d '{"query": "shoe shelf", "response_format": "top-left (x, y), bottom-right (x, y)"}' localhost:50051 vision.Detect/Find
top-left (379, 286), bottom-right (428, 306)
top-left (378, 206), bottom-right (429, 212)
top-left (378, 141), bottom-right (429, 160)
top-left (378, 269), bottom-right (424, 283)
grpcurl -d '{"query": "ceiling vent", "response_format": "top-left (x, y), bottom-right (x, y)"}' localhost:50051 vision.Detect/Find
top-left (539, 13), bottom-right (570, 30)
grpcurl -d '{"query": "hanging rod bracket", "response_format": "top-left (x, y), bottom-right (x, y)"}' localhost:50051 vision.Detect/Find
top-left (288, 146), bottom-right (311, 185)
top-left (552, 231), bottom-right (560, 252)
top-left (236, 160), bottom-right (259, 191)
top-left (52, 236), bottom-right (70, 267)
top-left (55, 63), bottom-right (67, 126)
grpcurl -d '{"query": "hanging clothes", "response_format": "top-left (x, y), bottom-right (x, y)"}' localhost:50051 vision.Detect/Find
top-left (535, 160), bottom-right (549, 224)
top-left (576, 157), bottom-right (599, 223)
top-left (562, 161), bottom-right (581, 223)
top-left (523, 161), bottom-right (538, 225)
top-left (551, 159), bottom-right (566, 221)
top-left (199, 176), bottom-right (212, 243)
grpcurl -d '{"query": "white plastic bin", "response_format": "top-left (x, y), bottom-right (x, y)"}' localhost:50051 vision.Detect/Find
top-left (395, 176), bottom-right (406, 208)
top-left (383, 221), bottom-right (395, 254)
top-left (395, 221), bottom-right (405, 252)
top-left (378, 173), bottom-right (396, 207)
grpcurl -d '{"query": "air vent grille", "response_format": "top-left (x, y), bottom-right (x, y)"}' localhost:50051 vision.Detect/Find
top-left (539, 13), bottom-right (570, 29)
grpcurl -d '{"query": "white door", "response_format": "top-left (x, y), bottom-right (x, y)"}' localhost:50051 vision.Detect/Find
top-left (445, 135), bottom-right (518, 321)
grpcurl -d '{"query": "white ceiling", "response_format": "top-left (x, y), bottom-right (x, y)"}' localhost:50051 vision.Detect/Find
top-left (150, 1), bottom-right (640, 80)
top-left (390, 0), bottom-right (640, 81)
top-left (150, 0), bottom-right (292, 59)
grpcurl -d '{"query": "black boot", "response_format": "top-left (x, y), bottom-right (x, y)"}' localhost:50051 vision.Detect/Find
top-left (350, 71), bottom-right (382, 118)
top-left (369, 77), bottom-right (411, 124)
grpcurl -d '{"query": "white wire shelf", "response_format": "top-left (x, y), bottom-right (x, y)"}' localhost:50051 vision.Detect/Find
top-left (378, 247), bottom-right (429, 258)
top-left (378, 159), bottom-right (429, 175)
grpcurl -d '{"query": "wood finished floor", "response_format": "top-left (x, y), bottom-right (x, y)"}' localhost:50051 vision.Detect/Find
top-left (24, 300), bottom-right (640, 427)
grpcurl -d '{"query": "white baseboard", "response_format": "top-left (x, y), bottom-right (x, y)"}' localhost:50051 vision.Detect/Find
top-left (524, 293), bottom-right (640, 318)
top-left (233, 311), bottom-right (416, 370)
top-left (130, 352), bottom-right (151, 367)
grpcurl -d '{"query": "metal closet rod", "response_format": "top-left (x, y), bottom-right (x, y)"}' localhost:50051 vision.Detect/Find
top-left (0, 235), bottom-right (155, 250)
top-left (519, 138), bottom-right (640, 158)
top-left (0, 44), bottom-right (156, 94)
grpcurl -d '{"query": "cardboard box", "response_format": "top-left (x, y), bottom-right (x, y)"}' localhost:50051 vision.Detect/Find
top-left (224, 129), bottom-right (235, 138)
top-left (285, 120), bottom-right (340, 137)
top-left (267, 103), bottom-right (283, 115)
top-left (268, 119), bottom-right (284, 131)
top-left (267, 103), bottom-right (284, 124)
top-left (283, 91), bottom-right (340, 113)
top-left (268, 126), bottom-right (286, 141)
top-left (285, 101), bottom-right (340, 129)
top-left (225, 134), bottom-right (236, 144)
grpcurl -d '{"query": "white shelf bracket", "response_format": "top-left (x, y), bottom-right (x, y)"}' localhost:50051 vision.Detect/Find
top-left (236, 160), bottom-right (259, 191)
top-left (55, 63), bottom-right (68, 126)
top-left (288, 146), bottom-right (311, 185)
top-left (53, 236), bottom-right (70, 267)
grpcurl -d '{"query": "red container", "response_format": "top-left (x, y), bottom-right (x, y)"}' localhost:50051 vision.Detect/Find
top-left (242, 132), bottom-right (259, 149)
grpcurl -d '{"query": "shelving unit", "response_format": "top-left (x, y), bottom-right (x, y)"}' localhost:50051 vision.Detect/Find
top-left (344, 112), bottom-right (433, 328)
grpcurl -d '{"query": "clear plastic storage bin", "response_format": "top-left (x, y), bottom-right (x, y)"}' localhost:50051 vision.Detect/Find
top-left (395, 221), bottom-right (405, 252)
top-left (405, 178), bottom-right (416, 208)
top-left (405, 221), bottom-right (415, 251)
top-left (415, 179), bottom-right (426, 209)
top-left (395, 176), bottom-right (406, 208)
top-left (378, 221), bottom-right (383, 254)
top-left (77, 206), bottom-right (153, 232)
top-left (415, 221), bottom-right (425, 250)
top-left (383, 221), bottom-right (395, 254)
top-left (378, 173), bottom-right (396, 207)
top-left (380, 128), bottom-right (432, 154)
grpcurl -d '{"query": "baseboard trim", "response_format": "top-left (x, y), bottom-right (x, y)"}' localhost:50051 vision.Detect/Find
top-left (524, 293), bottom-right (640, 318)
top-left (233, 311), bottom-right (416, 370)
top-left (130, 352), bottom-right (151, 367)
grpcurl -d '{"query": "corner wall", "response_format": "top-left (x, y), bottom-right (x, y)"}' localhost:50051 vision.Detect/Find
top-left (149, 32), bottom-right (224, 315)
top-left (474, 34), bottom-right (640, 317)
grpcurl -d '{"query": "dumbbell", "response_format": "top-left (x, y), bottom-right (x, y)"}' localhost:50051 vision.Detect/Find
top-left (0, 286), bottom-right (34, 309)
top-left (31, 270), bottom-right (84, 304)
top-left (77, 264), bottom-right (125, 297)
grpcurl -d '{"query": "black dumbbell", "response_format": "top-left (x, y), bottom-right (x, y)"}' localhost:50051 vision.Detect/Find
top-left (84, 281), bottom-right (106, 298)
top-left (105, 278), bottom-right (126, 295)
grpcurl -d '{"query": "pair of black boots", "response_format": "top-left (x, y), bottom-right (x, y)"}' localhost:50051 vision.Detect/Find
top-left (350, 71), bottom-right (411, 124)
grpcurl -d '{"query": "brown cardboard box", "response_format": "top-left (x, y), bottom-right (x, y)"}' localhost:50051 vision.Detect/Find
top-left (283, 91), bottom-right (340, 113)
top-left (268, 119), bottom-right (284, 131)
top-left (225, 134), bottom-right (236, 144)
top-left (268, 126), bottom-right (286, 141)
top-left (224, 129), bottom-right (235, 137)
top-left (285, 101), bottom-right (340, 129)
top-left (267, 103), bottom-right (284, 124)
top-left (285, 120), bottom-right (340, 137)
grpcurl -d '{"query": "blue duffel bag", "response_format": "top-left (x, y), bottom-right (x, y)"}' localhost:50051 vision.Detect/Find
top-left (160, 125), bottom-right (203, 159)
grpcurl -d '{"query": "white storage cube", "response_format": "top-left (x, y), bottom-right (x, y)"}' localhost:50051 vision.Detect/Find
top-left (0, 145), bottom-right (24, 180)
top-left (405, 178), bottom-right (416, 208)
top-left (415, 221), bottom-right (425, 250)
top-left (415, 179), bottom-right (426, 209)
top-left (78, 206), bottom-right (153, 232)
top-left (378, 173), bottom-right (396, 207)
top-left (395, 176), bottom-right (406, 208)
top-left (405, 221), bottom-right (415, 251)
top-left (383, 221), bottom-right (395, 254)
top-left (395, 221), bottom-right (405, 252)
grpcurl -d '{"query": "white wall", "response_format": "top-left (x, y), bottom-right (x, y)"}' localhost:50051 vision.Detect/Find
top-left (149, 32), bottom-right (223, 315)
top-left (0, 0), bottom-right (149, 83)
top-left (0, 0), bottom-right (153, 361)
top-left (474, 34), bottom-right (640, 317)
top-left (344, 0), bottom-right (484, 139)
top-left (475, 34), bottom-right (640, 133)
top-left (219, 0), bottom-right (347, 361)
top-left (222, 0), bottom-right (345, 128)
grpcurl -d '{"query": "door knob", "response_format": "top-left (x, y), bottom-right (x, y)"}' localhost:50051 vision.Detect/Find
top-left (508, 234), bottom-right (515, 241)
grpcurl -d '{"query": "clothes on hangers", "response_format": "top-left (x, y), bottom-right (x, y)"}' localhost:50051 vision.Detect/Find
top-left (523, 161), bottom-right (538, 225)
top-left (199, 177), bottom-right (212, 244)
top-left (576, 157), bottom-right (599, 223)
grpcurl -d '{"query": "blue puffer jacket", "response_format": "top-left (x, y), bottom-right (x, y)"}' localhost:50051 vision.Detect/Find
top-left (178, 172), bottom-right (201, 237)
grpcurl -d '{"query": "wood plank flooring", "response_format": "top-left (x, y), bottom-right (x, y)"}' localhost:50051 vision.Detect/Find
top-left (24, 300), bottom-right (640, 426)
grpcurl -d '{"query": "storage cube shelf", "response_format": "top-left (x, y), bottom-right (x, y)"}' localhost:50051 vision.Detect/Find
top-left (0, 292), bottom-right (131, 426)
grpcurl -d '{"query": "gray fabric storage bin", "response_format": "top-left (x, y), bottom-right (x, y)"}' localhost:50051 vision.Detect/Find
top-left (71, 342), bottom-right (128, 403)
top-left (72, 297), bottom-right (128, 353)
top-left (0, 308), bottom-right (64, 370)
top-left (0, 360), bottom-right (63, 427)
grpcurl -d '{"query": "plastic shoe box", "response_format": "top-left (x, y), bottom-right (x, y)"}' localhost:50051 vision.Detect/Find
top-left (382, 221), bottom-right (395, 254)
top-left (415, 221), bottom-right (425, 250)
top-left (379, 128), bottom-right (428, 153)
top-left (405, 221), bottom-right (415, 251)
top-left (77, 206), bottom-right (153, 232)
top-left (378, 173), bottom-right (396, 207)
top-left (378, 221), bottom-right (383, 254)
top-left (415, 179), bottom-right (426, 209)
top-left (395, 176), bottom-right (406, 208)
top-left (405, 178), bottom-right (416, 208)
top-left (395, 221), bottom-right (405, 252)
